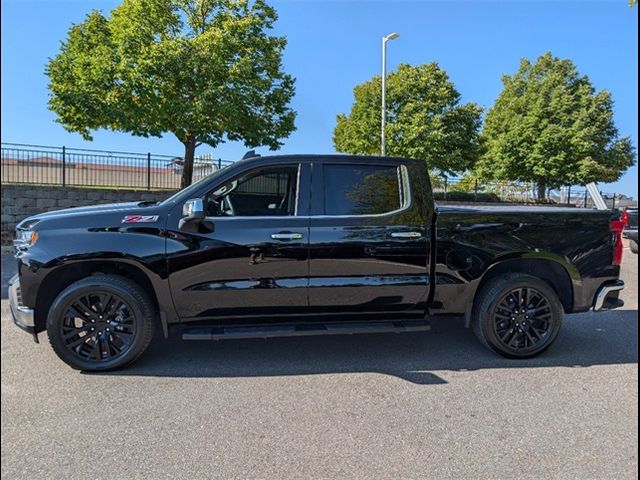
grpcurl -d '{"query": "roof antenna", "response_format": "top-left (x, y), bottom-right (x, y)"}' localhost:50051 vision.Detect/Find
top-left (242, 150), bottom-right (259, 160)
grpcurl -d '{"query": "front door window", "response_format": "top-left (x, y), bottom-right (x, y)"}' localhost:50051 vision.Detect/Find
top-left (206, 166), bottom-right (299, 217)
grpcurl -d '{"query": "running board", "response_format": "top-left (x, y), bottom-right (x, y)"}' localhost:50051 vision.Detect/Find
top-left (181, 319), bottom-right (431, 341)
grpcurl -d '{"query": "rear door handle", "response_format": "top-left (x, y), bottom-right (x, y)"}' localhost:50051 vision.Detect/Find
top-left (271, 232), bottom-right (303, 240)
top-left (390, 231), bottom-right (422, 238)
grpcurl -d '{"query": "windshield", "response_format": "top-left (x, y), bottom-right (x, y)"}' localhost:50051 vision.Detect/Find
top-left (160, 166), bottom-right (230, 205)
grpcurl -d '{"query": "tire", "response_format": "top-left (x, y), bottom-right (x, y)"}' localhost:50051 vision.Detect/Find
top-left (46, 275), bottom-right (155, 371)
top-left (472, 273), bottom-right (563, 358)
top-left (630, 240), bottom-right (638, 254)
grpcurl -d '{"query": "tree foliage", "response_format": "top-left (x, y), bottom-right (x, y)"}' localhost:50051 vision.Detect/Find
top-left (47, 0), bottom-right (296, 187)
top-left (333, 63), bottom-right (483, 176)
top-left (477, 52), bottom-right (636, 199)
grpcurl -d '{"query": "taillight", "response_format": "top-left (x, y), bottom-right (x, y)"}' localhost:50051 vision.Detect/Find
top-left (621, 210), bottom-right (629, 227)
top-left (610, 218), bottom-right (625, 266)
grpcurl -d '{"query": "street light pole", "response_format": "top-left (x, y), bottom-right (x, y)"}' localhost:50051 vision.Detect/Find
top-left (381, 32), bottom-right (399, 156)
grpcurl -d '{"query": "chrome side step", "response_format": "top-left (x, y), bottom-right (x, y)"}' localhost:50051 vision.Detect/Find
top-left (181, 319), bottom-right (431, 341)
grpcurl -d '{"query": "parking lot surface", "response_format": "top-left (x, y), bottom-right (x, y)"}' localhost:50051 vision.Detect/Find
top-left (1, 252), bottom-right (637, 479)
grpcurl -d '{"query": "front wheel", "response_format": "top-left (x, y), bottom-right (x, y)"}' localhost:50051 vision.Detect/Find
top-left (630, 240), bottom-right (638, 254)
top-left (472, 274), bottom-right (563, 358)
top-left (46, 275), bottom-right (155, 371)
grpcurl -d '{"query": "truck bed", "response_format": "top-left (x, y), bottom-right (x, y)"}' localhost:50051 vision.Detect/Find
top-left (431, 204), bottom-right (618, 315)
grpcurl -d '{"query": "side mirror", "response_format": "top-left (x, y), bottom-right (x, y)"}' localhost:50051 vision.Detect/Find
top-left (179, 198), bottom-right (205, 231)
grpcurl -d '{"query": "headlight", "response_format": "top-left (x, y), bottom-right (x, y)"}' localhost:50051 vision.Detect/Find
top-left (14, 229), bottom-right (39, 249)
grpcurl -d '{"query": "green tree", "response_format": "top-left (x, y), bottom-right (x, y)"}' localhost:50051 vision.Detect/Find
top-left (333, 63), bottom-right (483, 176)
top-left (46, 0), bottom-right (296, 188)
top-left (477, 52), bottom-right (636, 200)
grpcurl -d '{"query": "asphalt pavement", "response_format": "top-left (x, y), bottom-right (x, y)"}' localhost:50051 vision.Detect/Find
top-left (1, 251), bottom-right (637, 479)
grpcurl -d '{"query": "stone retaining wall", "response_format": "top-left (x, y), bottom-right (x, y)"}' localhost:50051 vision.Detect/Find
top-left (1, 184), bottom-right (174, 244)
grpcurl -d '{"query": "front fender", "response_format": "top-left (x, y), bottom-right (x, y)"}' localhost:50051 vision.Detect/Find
top-left (17, 226), bottom-right (173, 320)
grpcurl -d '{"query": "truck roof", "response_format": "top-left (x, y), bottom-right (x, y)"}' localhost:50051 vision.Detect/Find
top-left (235, 153), bottom-right (423, 166)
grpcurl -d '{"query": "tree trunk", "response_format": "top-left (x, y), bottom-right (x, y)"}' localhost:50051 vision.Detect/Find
top-left (180, 136), bottom-right (197, 189)
top-left (537, 179), bottom-right (547, 201)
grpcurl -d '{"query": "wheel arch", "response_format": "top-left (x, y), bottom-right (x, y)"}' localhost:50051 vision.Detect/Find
top-left (34, 260), bottom-right (161, 333)
top-left (476, 256), bottom-right (575, 314)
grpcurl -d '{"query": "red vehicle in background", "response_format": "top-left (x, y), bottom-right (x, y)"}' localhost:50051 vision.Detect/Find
top-left (622, 208), bottom-right (638, 254)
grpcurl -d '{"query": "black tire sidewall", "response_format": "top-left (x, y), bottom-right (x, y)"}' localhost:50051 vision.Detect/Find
top-left (47, 277), bottom-right (152, 371)
top-left (476, 275), bottom-right (563, 358)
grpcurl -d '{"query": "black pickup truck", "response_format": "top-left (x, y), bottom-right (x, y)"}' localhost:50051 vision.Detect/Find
top-left (9, 154), bottom-right (626, 371)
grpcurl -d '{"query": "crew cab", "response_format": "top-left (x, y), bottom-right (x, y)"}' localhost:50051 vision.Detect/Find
top-left (9, 154), bottom-right (626, 371)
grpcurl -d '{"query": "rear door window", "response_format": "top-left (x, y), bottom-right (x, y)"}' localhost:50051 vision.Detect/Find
top-left (323, 164), bottom-right (402, 216)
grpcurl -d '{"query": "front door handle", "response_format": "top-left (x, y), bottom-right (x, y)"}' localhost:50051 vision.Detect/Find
top-left (390, 231), bottom-right (422, 238)
top-left (271, 232), bottom-right (303, 240)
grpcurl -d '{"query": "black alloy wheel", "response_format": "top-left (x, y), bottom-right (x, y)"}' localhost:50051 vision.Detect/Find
top-left (60, 292), bottom-right (136, 362)
top-left (472, 273), bottom-right (563, 358)
top-left (491, 287), bottom-right (552, 351)
top-left (47, 275), bottom-right (155, 371)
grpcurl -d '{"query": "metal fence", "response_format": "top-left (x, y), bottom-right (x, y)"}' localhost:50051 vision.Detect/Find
top-left (1, 142), bottom-right (636, 208)
top-left (433, 175), bottom-right (636, 209)
top-left (1, 143), bottom-right (234, 190)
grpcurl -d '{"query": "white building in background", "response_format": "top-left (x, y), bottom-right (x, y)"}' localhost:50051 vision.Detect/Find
top-left (167, 153), bottom-right (220, 176)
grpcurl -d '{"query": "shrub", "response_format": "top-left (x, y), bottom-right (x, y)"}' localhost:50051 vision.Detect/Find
top-left (433, 191), bottom-right (501, 202)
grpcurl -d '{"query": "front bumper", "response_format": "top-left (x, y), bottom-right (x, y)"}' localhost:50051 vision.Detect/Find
top-left (593, 280), bottom-right (625, 311)
top-left (8, 274), bottom-right (38, 342)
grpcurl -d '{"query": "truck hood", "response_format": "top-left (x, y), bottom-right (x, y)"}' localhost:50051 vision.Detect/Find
top-left (34, 202), bottom-right (142, 219)
top-left (16, 202), bottom-right (165, 230)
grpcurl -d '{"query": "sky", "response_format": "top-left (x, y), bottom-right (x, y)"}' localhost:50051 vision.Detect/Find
top-left (1, 0), bottom-right (638, 197)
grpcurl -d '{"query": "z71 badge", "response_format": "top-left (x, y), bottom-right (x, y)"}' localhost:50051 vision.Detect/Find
top-left (121, 215), bottom-right (159, 224)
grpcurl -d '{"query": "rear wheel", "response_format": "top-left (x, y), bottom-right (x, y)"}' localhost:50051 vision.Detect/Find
top-left (472, 274), bottom-right (563, 358)
top-left (46, 275), bottom-right (155, 371)
top-left (630, 240), bottom-right (638, 254)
